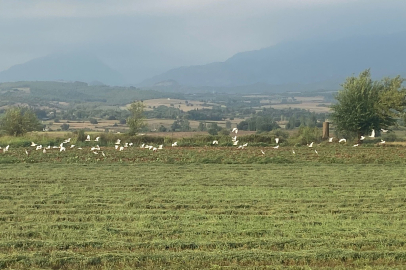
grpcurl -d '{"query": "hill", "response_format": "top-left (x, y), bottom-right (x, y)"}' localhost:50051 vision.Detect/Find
top-left (0, 81), bottom-right (183, 106)
top-left (141, 32), bottom-right (406, 91)
top-left (0, 52), bottom-right (125, 86)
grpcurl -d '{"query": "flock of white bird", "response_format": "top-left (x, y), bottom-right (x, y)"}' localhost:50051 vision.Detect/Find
top-left (0, 128), bottom-right (389, 156)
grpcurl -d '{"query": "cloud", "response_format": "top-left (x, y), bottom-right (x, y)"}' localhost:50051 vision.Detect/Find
top-left (0, 0), bottom-right (405, 83)
top-left (0, 0), bottom-right (351, 18)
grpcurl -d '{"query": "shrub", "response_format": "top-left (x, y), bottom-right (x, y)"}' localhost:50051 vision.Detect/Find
top-left (219, 129), bottom-right (230, 136)
top-left (382, 132), bottom-right (398, 142)
top-left (208, 128), bottom-right (218, 135)
top-left (89, 118), bottom-right (98, 124)
top-left (75, 130), bottom-right (87, 142)
top-left (60, 123), bottom-right (70, 131)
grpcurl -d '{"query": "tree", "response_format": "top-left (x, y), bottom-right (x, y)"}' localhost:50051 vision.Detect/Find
top-left (0, 107), bottom-right (42, 136)
top-left (89, 118), bottom-right (98, 124)
top-left (127, 101), bottom-right (146, 135)
top-left (60, 123), bottom-right (70, 131)
top-left (331, 70), bottom-right (406, 141)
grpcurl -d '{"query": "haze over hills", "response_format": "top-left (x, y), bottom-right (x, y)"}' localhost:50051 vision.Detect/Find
top-left (1, 32), bottom-right (406, 92)
top-left (0, 52), bottom-right (124, 86)
top-left (141, 31), bottom-right (406, 91)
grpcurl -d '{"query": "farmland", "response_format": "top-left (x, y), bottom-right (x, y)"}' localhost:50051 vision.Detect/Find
top-left (1, 147), bottom-right (406, 269)
top-left (1, 143), bottom-right (406, 165)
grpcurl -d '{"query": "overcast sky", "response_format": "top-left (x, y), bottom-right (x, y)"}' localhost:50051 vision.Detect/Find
top-left (1, 0), bottom-right (406, 83)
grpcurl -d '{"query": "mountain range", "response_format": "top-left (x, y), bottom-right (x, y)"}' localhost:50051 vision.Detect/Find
top-left (1, 31), bottom-right (406, 92)
top-left (141, 31), bottom-right (406, 91)
top-left (0, 52), bottom-right (123, 86)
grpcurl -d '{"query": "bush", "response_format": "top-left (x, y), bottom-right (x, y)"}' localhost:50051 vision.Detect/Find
top-left (208, 128), bottom-right (218, 135)
top-left (158, 125), bottom-right (167, 132)
top-left (75, 130), bottom-right (87, 142)
top-left (219, 129), bottom-right (230, 136)
top-left (89, 118), bottom-right (98, 124)
top-left (382, 132), bottom-right (398, 142)
top-left (289, 126), bottom-right (322, 145)
top-left (60, 123), bottom-right (70, 131)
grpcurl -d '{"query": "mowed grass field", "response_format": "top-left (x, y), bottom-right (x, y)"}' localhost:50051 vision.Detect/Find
top-left (1, 163), bottom-right (406, 269)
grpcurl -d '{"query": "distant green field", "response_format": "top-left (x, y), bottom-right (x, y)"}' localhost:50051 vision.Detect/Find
top-left (1, 163), bottom-right (406, 269)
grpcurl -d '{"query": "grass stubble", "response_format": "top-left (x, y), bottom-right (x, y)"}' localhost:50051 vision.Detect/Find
top-left (1, 150), bottom-right (406, 269)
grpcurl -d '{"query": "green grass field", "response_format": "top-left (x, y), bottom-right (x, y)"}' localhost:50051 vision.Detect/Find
top-left (1, 163), bottom-right (406, 269)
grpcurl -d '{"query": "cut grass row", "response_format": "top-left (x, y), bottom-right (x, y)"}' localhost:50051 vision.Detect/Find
top-left (1, 163), bottom-right (406, 268)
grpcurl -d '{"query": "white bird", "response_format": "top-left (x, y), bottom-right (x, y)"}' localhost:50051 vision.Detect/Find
top-left (60, 146), bottom-right (66, 152)
top-left (95, 137), bottom-right (100, 142)
top-left (242, 143), bottom-right (248, 147)
top-left (70, 145), bottom-right (75, 148)
top-left (232, 136), bottom-right (237, 141)
top-left (115, 139), bottom-right (121, 145)
top-left (172, 142), bottom-right (178, 147)
top-left (233, 140), bottom-right (239, 146)
top-left (369, 129), bottom-right (375, 138)
top-left (353, 144), bottom-right (359, 147)
top-left (85, 135), bottom-right (91, 141)
top-left (153, 147), bottom-right (158, 151)
top-left (42, 149), bottom-right (46, 154)
top-left (144, 145), bottom-right (149, 149)
top-left (381, 128), bottom-right (388, 133)
top-left (380, 139), bottom-right (386, 144)
top-left (36, 145), bottom-right (42, 150)
top-left (102, 151), bottom-right (106, 157)
top-left (273, 145), bottom-right (279, 149)
top-left (212, 140), bottom-right (219, 145)
top-left (63, 138), bottom-right (71, 143)
top-left (31, 142), bottom-right (37, 147)
top-left (119, 146), bottom-right (124, 151)
top-left (261, 150), bottom-right (265, 155)
top-left (4, 145), bottom-right (9, 152)
top-left (59, 142), bottom-right (64, 148)
top-left (232, 128), bottom-right (238, 134)
top-left (124, 143), bottom-right (129, 147)
top-left (93, 151), bottom-right (98, 155)
top-left (158, 145), bottom-right (163, 149)
top-left (46, 145), bottom-right (51, 149)
top-left (275, 138), bottom-right (279, 144)
top-left (25, 149), bottom-right (29, 155)
top-left (91, 145), bottom-right (100, 151)
top-left (237, 145), bottom-right (244, 149)
top-left (328, 137), bottom-right (333, 143)
top-left (315, 150), bottom-right (318, 155)
top-left (129, 143), bottom-right (133, 146)
top-left (52, 146), bottom-right (59, 149)
top-left (140, 144), bottom-right (145, 148)
top-left (339, 138), bottom-right (346, 143)
top-left (148, 145), bottom-right (153, 150)
top-left (292, 149), bottom-right (295, 154)
top-left (78, 147), bottom-right (82, 150)
top-left (308, 142), bottom-right (314, 148)
top-left (115, 145), bottom-right (119, 150)
top-left (360, 136), bottom-right (365, 141)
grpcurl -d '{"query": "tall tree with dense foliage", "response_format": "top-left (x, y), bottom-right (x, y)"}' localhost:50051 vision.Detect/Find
top-left (331, 70), bottom-right (406, 140)
top-left (0, 107), bottom-right (42, 136)
top-left (127, 101), bottom-right (146, 135)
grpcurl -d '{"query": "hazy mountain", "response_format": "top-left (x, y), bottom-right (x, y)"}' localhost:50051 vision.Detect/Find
top-left (141, 32), bottom-right (406, 90)
top-left (0, 52), bottom-right (124, 86)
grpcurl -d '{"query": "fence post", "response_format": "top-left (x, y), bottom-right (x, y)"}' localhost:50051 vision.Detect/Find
top-left (322, 122), bottom-right (329, 140)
